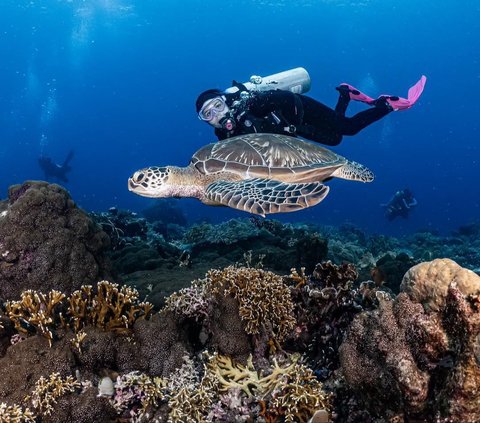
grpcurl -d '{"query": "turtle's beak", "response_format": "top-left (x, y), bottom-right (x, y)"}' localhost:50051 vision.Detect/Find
top-left (128, 178), bottom-right (137, 192)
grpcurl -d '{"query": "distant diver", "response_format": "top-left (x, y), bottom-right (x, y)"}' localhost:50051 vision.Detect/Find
top-left (196, 67), bottom-right (426, 146)
top-left (382, 188), bottom-right (418, 221)
top-left (38, 150), bottom-right (74, 183)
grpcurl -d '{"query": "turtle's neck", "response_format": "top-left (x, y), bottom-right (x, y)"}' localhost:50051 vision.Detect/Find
top-left (168, 166), bottom-right (207, 199)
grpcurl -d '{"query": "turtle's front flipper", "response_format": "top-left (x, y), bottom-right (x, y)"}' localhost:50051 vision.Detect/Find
top-left (204, 178), bottom-right (329, 217)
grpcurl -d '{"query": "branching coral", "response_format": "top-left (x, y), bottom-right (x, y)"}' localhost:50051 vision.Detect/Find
top-left (285, 261), bottom-right (364, 379)
top-left (0, 403), bottom-right (36, 422)
top-left (206, 266), bottom-right (296, 343)
top-left (207, 353), bottom-right (329, 423)
top-left (5, 281), bottom-right (153, 346)
top-left (269, 362), bottom-right (330, 423)
top-left (5, 289), bottom-right (66, 346)
top-left (69, 281), bottom-right (153, 333)
top-left (111, 371), bottom-right (166, 420)
top-left (27, 373), bottom-right (81, 416)
top-left (166, 364), bottom-right (218, 423)
top-left (162, 279), bottom-right (210, 321)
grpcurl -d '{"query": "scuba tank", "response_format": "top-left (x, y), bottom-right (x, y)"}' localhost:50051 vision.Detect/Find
top-left (224, 67), bottom-right (311, 95)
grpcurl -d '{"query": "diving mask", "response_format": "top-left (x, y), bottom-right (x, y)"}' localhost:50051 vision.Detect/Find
top-left (198, 97), bottom-right (227, 122)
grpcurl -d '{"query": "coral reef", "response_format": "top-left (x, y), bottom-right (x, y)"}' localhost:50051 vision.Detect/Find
top-left (4, 281), bottom-right (153, 346)
top-left (285, 262), bottom-right (370, 380)
top-left (340, 259), bottom-right (480, 422)
top-left (207, 266), bottom-right (296, 343)
top-left (0, 181), bottom-right (111, 299)
top-left (401, 258), bottom-right (480, 311)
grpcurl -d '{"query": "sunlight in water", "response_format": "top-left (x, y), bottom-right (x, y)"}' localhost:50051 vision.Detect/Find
top-left (69, 0), bottom-right (135, 65)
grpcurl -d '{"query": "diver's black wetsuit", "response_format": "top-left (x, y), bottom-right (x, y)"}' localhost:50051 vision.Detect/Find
top-left (215, 90), bottom-right (390, 146)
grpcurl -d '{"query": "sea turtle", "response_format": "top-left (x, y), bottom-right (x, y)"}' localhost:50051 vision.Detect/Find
top-left (128, 133), bottom-right (373, 217)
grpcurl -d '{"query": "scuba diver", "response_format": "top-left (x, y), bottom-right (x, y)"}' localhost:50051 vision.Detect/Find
top-left (382, 188), bottom-right (418, 221)
top-left (196, 68), bottom-right (426, 146)
top-left (38, 150), bottom-right (74, 183)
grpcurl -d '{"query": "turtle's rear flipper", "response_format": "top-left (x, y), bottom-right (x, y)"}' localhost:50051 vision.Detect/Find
top-left (332, 161), bottom-right (374, 182)
top-left (204, 178), bottom-right (329, 217)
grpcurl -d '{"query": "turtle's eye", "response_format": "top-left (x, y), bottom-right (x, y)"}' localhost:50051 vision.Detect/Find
top-left (133, 172), bottom-right (145, 183)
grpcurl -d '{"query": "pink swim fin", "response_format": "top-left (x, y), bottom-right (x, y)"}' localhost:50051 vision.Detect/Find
top-left (338, 76), bottom-right (427, 111)
top-left (337, 83), bottom-right (375, 103)
top-left (378, 75), bottom-right (427, 111)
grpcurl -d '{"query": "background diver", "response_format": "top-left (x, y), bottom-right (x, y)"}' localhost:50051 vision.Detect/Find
top-left (38, 150), bottom-right (74, 183)
top-left (381, 188), bottom-right (418, 221)
top-left (196, 74), bottom-right (426, 146)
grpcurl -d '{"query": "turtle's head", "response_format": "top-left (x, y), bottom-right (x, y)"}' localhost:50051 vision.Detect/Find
top-left (128, 166), bottom-right (172, 198)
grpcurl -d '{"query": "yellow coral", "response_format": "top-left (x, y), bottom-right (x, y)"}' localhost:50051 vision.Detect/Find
top-left (6, 290), bottom-right (65, 346)
top-left (269, 363), bottom-right (329, 423)
top-left (69, 281), bottom-right (154, 332)
top-left (167, 367), bottom-right (217, 423)
top-left (28, 373), bottom-right (80, 416)
top-left (206, 266), bottom-right (296, 342)
top-left (5, 281), bottom-right (153, 346)
top-left (207, 353), bottom-right (329, 422)
top-left (401, 258), bottom-right (480, 311)
top-left (0, 403), bottom-right (36, 423)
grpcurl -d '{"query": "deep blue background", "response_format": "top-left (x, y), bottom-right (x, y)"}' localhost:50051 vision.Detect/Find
top-left (1, 0), bottom-right (479, 235)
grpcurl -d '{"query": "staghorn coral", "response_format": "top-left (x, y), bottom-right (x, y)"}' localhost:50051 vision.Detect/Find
top-left (162, 278), bottom-right (210, 321)
top-left (0, 403), bottom-right (36, 422)
top-left (208, 353), bottom-right (329, 423)
top-left (5, 289), bottom-right (65, 346)
top-left (166, 361), bottom-right (218, 423)
top-left (5, 281), bottom-right (153, 345)
top-left (68, 281), bottom-right (154, 333)
top-left (206, 266), bottom-right (296, 343)
top-left (269, 362), bottom-right (329, 423)
top-left (401, 258), bottom-right (480, 311)
top-left (111, 371), bottom-right (166, 420)
top-left (27, 373), bottom-right (81, 416)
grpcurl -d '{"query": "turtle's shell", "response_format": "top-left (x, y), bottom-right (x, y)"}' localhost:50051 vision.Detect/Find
top-left (190, 133), bottom-right (346, 182)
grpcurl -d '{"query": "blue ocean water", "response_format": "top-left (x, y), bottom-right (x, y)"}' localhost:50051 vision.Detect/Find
top-left (0, 0), bottom-right (478, 236)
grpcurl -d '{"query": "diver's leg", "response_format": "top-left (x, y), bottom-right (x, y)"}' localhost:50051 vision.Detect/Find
top-left (295, 95), bottom-right (343, 145)
top-left (334, 88), bottom-right (350, 116)
top-left (335, 106), bottom-right (391, 136)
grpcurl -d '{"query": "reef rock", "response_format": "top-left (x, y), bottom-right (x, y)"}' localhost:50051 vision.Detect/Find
top-left (0, 181), bottom-right (111, 299)
top-left (340, 258), bottom-right (480, 422)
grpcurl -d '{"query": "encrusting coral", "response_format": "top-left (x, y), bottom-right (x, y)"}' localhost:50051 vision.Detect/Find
top-left (0, 181), bottom-right (111, 299)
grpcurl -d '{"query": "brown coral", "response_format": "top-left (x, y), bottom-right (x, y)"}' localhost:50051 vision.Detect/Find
top-left (0, 181), bottom-right (111, 299)
top-left (401, 258), bottom-right (480, 311)
top-left (340, 259), bottom-right (480, 422)
top-left (206, 266), bottom-right (296, 343)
